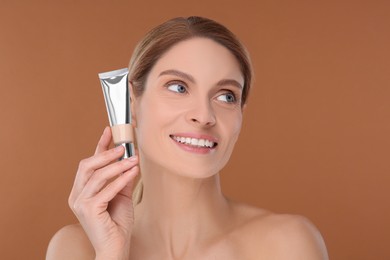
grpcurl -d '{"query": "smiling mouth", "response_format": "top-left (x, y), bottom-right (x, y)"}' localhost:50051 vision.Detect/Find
top-left (169, 135), bottom-right (218, 148)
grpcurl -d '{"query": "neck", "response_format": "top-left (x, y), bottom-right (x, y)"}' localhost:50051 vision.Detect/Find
top-left (132, 158), bottom-right (232, 258)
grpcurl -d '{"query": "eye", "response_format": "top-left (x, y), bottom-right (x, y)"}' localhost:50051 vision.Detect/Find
top-left (167, 82), bottom-right (187, 94)
top-left (217, 92), bottom-right (237, 103)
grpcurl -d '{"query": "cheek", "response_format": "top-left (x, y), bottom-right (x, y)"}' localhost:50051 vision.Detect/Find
top-left (134, 98), bottom-right (157, 148)
top-left (219, 108), bottom-right (243, 139)
top-left (220, 110), bottom-right (243, 156)
top-left (227, 119), bottom-right (242, 150)
top-left (134, 96), bottom-right (178, 146)
top-left (208, 110), bottom-right (242, 174)
top-left (214, 107), bottom-right (242, 144)
top-left (232, 112), bottom-right (243, 134)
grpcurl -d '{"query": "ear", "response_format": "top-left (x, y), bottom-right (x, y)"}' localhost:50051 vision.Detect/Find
top-left (129, 81), bottom-right (137, 128)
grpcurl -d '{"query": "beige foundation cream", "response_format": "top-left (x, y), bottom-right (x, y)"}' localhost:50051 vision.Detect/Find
top-left (111, 124), bottom-right (134, 145)
top-left (99, 68), bottom-right (135, 159)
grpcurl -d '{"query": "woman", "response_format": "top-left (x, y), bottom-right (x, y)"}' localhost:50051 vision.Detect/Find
top-left (47, 16), bottom-right (328, 259)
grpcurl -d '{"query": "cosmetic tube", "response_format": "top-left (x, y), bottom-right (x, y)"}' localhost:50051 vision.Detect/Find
top-left (99, 68), bottom-right (135, 160)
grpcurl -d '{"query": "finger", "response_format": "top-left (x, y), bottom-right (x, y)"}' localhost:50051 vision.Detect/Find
top-left (80, 156), bottom-right (138, 198)
top-left (117, 166), bottom-right (140, 200)
top-left (95, 165), bottom-right (139, 204)
top-left (80, 145), bottom-right (125, 176)
top-left (71, 146), bottom-right (125, 199)
top-left (107, 171), bottom-right (138, 224)
top-left (94, 126), bottom-right (112, 155)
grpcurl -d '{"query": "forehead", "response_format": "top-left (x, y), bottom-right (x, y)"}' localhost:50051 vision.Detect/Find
top-left (148, 37), bottom-right (244, 85)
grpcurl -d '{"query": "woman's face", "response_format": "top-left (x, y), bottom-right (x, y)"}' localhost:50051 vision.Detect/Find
top-left (133, 37), bottom-right (244, 178)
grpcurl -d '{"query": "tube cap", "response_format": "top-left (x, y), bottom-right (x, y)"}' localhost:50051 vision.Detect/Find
top-left (117, 142), bottom-right (135, 160)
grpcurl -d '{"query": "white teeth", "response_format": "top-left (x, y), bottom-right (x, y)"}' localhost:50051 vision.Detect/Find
top-left (172, 135), bottom-right (216, 148)
top-left (191, 138), bottom-right (198, 145)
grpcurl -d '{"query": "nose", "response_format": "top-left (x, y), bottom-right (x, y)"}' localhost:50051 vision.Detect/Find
top-left (186, 100), bottom-right (216, 127)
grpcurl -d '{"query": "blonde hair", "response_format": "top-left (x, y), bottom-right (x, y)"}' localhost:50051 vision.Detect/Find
top-left (129, 16), bottom-right (253, 205)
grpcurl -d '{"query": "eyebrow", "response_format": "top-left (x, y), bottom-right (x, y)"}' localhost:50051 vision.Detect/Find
top-left (159, 69), bottom-right (196, 83)
top-left (159, 69), bottom-right (243, 89)
top-left (216, 79), bottom-right (243, 90)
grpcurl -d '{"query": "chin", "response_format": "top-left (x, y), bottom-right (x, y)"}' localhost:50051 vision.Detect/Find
top-left (169, 159), bottom-right (227, 179)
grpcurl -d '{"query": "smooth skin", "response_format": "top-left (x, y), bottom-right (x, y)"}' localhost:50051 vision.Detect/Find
top-left (47, 38), bottom-right (328, 260)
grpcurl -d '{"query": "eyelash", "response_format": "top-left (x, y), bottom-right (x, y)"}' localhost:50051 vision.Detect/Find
top-left (217, 91), bottom-right (238, 104)
top-left (165, 81), bottom-right (188, 94)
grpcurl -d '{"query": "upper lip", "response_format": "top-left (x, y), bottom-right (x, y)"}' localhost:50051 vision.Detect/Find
top-left (169, 133), bottom-right (219, 143)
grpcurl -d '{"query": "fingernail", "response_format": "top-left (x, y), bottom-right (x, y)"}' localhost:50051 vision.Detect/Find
top-left (128, 155), bottom-right (137, 162)
top-left (115, 145), bottom-right (123, 152)
top-left (103, 126), bottom-right (109, 135)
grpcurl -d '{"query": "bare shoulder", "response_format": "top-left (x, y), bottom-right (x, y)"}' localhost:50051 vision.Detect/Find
top-left (228, 201), bottom-right (329, 260)
top-left (46, 223), bottom-right (95, 260)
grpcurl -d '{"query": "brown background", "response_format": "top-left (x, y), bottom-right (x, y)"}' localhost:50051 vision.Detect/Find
top-left (0, 1), bottom-right (389, 259)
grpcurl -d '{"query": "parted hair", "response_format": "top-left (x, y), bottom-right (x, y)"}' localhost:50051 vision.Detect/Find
top-left (128, 16), bottom-right (253, 105)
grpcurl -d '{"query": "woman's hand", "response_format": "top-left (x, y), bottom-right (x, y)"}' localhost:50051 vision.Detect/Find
top-left (68, 127), bottom-right (139, 260)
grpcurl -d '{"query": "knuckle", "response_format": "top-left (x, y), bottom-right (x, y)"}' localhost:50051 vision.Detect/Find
top-left (71, 199), bottom-right (81, 214)
top-left (71, 199), bottom-right (92, 217)
top-left (77, 158), bottom-right (90, 172)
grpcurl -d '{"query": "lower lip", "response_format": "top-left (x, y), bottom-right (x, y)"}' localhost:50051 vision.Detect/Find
top-left (170, 138), bottom-right (215, 154)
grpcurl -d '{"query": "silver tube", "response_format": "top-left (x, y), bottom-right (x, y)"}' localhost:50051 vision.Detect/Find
top-left (99, 68), bottom-right (135, 159)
